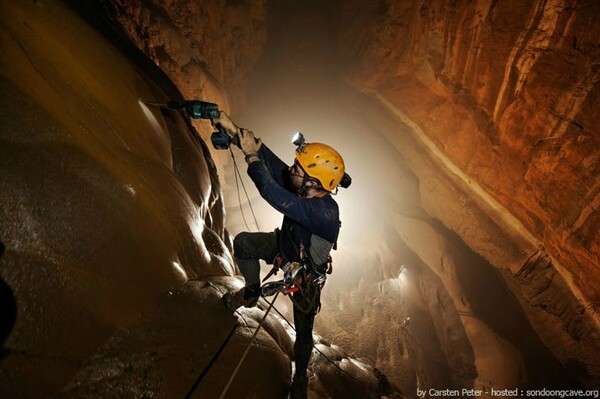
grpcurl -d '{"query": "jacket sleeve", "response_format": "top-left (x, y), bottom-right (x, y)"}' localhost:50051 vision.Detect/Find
top-left (257, 144), bottom-right (288, 187)
top-left (247, 160), bottom-right (338, 240)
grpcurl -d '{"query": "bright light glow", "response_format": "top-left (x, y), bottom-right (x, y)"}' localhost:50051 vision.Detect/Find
top-left (171, 260), bottom-right (188, 280)
top-left (138, 98), bottom-right (164, 138)
top-left (400, 317), bottom-right (410, 328)
top-left (189, 212), bottom-right (204, 244)
top-left (348, 358), bottom-right (369, 373)
top-left (124, 184), bottom-right (136, 196)
top-left (187, 207), bottom-right (211, 264)
top-left (390, 273), bottom-right (405, 291)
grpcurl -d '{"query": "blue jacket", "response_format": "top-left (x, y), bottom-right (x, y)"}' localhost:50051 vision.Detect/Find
top-left (247, 144), bottom-right (340, 266)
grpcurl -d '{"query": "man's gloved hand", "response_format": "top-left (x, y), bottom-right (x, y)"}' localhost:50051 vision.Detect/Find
top-left (211, 111), bottom-right (239, 137)
top-left (238, 128), bottom-right (262, 156)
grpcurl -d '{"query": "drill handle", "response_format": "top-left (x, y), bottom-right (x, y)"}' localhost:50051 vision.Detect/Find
top-left (211, 124), bottom-right (240, 149)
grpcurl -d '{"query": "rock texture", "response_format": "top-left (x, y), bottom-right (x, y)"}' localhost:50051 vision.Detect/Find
top-left (338, 0), bottom-right (599, 313)
top-left (98, 0), bottom-right (267, 110)
top-left (2, 0), bottom-right (598, 396)
top-left (334, 0), bottom-right (600, 389)
top-left (96, 0), bottom-right (268, 181)
top-left (219, 0), bottom-right (600, 391)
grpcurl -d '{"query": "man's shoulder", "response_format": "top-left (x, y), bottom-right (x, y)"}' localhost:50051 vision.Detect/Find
top-left (323, 194), bottom-right (339, 207)
top-left (309, 194), bottom-right (339, 215)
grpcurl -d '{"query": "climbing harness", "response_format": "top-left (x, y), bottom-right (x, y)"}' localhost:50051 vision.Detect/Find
top-left (261, 261), bottom-right (302, 296)
top-left (260, 241), bottom-right (330, 314)
top-left (261, 264), bottom-right (318, 314)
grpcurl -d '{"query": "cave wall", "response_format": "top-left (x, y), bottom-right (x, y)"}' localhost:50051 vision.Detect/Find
top-left (98, 0), bottom-right (267, 110)
top-left (337, 0), bottom-right (599, 313)
top-left (63, 0), bottom-right (600, 392)
top-left (105, 0), bottom-right (600, 325)
top-left (96, 0), bottom-right (268, 181)
top-left (331, 0), bottom-right (600, 389)
top-left (326, 0), bottom-right (600, 389)
top-left (0, 0), bottom-right (236, 394)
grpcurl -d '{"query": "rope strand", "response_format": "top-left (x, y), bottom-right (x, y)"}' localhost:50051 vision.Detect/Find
top-left (183, 322), bottom-right (238, 399)
top-left (265, 299), bottom-right (364, 384)
top-left (218, 292), bottom-right (280, 399)
top-left (229, 149), bottom-right (261, 231)
top-left (230, 148), bottom-right (251, 232)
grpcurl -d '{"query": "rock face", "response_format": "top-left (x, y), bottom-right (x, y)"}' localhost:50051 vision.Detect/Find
top-left (338, 0), bottom-right (599, 311)
top-left (98, 0), bottom-right (267, 110)
top-left (107, 0), bottom-right (599, 392)
top-left (2, 0), bottom-right (599, 396)
top-left (0, 1), bottom-right (399, 397)
top-left (96, 0), bottom-right (268, 181)
top-left (333, 0), bottom-right (600, 389)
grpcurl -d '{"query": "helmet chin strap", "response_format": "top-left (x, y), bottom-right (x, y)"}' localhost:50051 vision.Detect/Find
top-left (297, 175), bottom-right (329, 197)
top-left (296, 173), bottom-right (312, 197)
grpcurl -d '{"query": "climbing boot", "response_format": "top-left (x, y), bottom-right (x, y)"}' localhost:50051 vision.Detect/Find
top-left (222, 284), bottom-right (259, 310)
top-left (290, 375), bottom-right (308, 399)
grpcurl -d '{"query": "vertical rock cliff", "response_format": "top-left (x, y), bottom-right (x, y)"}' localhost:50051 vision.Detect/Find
top-left (339, 0), bottom-right (599, 308)
top-left (335, 0), bottom-right (599, 390)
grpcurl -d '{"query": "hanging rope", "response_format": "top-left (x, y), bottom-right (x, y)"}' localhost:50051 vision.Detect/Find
top-left (182, 322), bottom-right (238, 399)
top-left (218, 291), bottom-right (280, 399)
top-left (265, 299), bottom-right (364, 384)
top-left (230, 148), bottom-right (251, 232)
top-left (229, 148), bottom-right (261, 231)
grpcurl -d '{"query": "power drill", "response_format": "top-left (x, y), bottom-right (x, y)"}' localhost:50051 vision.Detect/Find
top-left (146, 100), bottom-right (239, 149)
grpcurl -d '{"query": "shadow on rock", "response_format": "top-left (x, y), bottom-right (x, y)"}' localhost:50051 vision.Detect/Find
top-left (0, 242), bottom-right (17, 359)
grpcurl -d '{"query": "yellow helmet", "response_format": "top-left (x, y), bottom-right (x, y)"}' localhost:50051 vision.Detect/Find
top-left (295, 143), bottom-right (345, 192)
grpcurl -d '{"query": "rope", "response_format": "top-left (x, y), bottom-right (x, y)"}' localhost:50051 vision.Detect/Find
top-left (181, 282), bottom-right (238, 399)
top-left (265, 299), bottom-right (364, 384)
top-left (181, 147), bottom-right (266, 399)
top-left (288, 284), bottom-right (318, 315)
top-left (182, 322), bottom-right (238, 399)
top-left (230, 148), bottom-right (251, 232)
top-left (229, 148), bottom-right (261, 231)
top-left (218, 291), bottom-right (280, 399)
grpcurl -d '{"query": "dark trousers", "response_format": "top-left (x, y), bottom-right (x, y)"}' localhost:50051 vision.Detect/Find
top-left (233, 232), bottom-right (320, 377)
